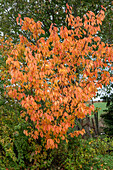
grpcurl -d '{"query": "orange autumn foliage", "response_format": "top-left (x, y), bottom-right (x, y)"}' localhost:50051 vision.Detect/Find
top-left (4, 5), bottom-right (113, 150)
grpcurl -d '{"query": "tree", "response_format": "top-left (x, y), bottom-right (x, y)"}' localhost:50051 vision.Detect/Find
top-left (100, 82), bottom-right (113, 136)
top-left (0, 0), bottom-right (68, 42)
top-left (3, 5), bottom-right (113, 150)
top-left (101, 92), bottom-right (113, 136)
top-left (1, 0), bottom-right (112, 100)
top-left (69, 0), bottom-right (113, 44)
top-left (0, 0), bottom-right (113, 44)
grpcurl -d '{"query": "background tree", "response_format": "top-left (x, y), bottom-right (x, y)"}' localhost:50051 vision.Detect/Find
top-left (101, 91), bottom-right (113, 136)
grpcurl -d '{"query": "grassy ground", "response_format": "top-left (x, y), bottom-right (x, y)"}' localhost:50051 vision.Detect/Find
top-left (86, 102), bottom-right (107, 119)
top-left (92, 102), bottom-right (107, 119)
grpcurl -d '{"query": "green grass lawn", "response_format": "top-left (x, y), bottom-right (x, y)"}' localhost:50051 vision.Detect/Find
top-left (93, 102), bottom-right (107, 119)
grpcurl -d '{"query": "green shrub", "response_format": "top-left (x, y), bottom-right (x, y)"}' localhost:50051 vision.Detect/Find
top-left (49, 135), bottom-right (113, 170)
top-left (1, 116), bottom-right (113, 170)
top-left (0, 112), bottom-right (31, 169)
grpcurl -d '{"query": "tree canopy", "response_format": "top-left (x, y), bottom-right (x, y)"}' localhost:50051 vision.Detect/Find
top-left (0, 0), bottom-right (113, 44)
top-left (3, 5), bottom-right (113, 150)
